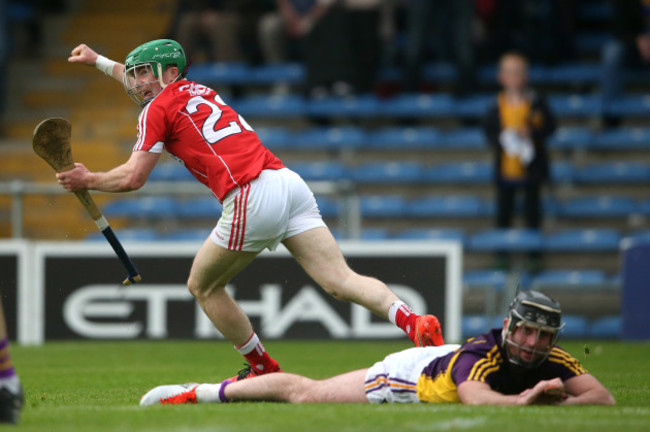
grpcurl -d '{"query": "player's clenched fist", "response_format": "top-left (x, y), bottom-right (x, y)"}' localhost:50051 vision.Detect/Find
top-left (68, 44), bottom-right (99, 66)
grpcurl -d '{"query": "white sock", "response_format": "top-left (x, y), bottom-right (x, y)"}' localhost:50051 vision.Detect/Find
top-left (388, 301), bottom-right (407, 325)
top-left (0, 376), bottom-right (21, 394)
top-left (195, 382), bottom-right (229, 403)
top-left (235, 332), bottom-right (263, 356)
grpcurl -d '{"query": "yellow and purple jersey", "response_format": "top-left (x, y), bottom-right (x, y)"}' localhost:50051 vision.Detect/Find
top-left (416, 329), bottom-right (587, 403)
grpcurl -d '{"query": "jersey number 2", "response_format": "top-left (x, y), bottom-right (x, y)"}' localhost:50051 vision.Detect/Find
top-left (185, 95), bottom-right (254, 144)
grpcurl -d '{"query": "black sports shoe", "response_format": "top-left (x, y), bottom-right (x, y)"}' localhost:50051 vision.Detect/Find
top-left (0, 384), bottom-right (23, 424)
top-left (227, 362), bottom-right (283, 382)
top-left (227, 363), bottom-right (259, 382)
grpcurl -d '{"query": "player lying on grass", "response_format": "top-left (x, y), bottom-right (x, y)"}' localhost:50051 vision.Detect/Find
top-left (141, 290), bottom-right (615, 406)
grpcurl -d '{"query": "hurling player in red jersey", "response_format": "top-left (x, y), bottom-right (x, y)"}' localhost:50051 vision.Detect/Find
top-left (58, 39), bottom-right (444, 378)
top-left (140, 291), bottom-right (615, 407)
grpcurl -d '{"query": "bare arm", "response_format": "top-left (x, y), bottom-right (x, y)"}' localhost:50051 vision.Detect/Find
top-left (458, 378), bottom-right (569, 406)
top-left (561, 374), bottom-right (615, 405)
top-left (56, 151), bottom-right (160, 193)
top-left (68, 44), bottom-right (124, 83)
top-left (458, 374), bottom-right (614, 406)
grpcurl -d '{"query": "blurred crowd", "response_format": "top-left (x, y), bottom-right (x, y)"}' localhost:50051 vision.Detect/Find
top-left (163, 0), bottom-right (578, 98)
top-left (1, 0), bottom-right (650, 102)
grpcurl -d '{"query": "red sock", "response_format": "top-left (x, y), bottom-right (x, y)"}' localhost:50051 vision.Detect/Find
top-left (235, 333), bottom-right (281, 374)
top-left (393, 303), bottom-right (419, 341)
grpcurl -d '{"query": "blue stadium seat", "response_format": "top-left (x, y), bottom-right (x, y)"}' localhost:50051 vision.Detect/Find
top-left (547, 63), bottom-right (601, 85)
top-left (556, 195), bottom-right (638, 218)
top-left (385, 93), bottom-right (455, 118)
top-left (592, 128), bottom-right (650, 150)
top-left (440, 128), bottom-right (486, 150)
top-left (366, 127), bottom-right (442, 150)
top-left (639, 199), bottom-right (650, 216)
top-left (314, 195), bottom-right (340, 218)
top-left (468, 229), bottom-right (543, 252)
top-left (406, 194), bottom-right (486, 218)
top-left (148, 163), bottom-right (195, 182)
top-left (293, 126), bottom-right (365, 151)
top-left (561, 315), bottom-right (588, 338)
top-left (543, 229), bottom-right (622, 252)
top-left (453, 94), bottom-right (494, 118)
top-left (393, 228), bottom-right (465, 245)
top-left (421, 62), bottom-right (458, 83)
top-left (550, 160), bottom-right (576, 184)
top-left (359, 194), bottom-right (406, 218)
top-left (575, 162), bottom-right (650, 184)
top-left (548, 94), bottom-right (602, 117)
top-left (232, 94), bottom-right (306, 118)
top-left (308, 95), bottom-right (380, 118)
top-left (186, 62), bottom-right (251, 85)
top-left (427, 161), bottom-right (492, 184)
top-left (247, 62), bottom-right (305, 85)
top-left (588, 316), bottom-right (622, 339)
top-left (255, 126), bottom-right (293, 151)
top-left (604, 95), bottom-right (650, 117)
top-left (175, 197), bottom-right (223, 219)
top-left (530, 269), bottom-right (607, 289)
top-left (287, 160), bottom-right (349, 182)
top-left (463, 269), bottom-right (508, 291)
top-left (462, 315), bottom-right (490, 339)
top-left (351, 161), bottom-right (426, 184)
top-left (103, 197), bottom-right (178, 219)
top-left (624, 230), bottom-right (650, 245)
top-left (548, 126), bottom-right (594, 151)
top-left (165, 228), bottom-right (212, 241)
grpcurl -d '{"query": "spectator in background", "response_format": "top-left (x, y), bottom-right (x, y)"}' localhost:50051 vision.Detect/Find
top-left (257, 0), bottom-right (329, 94)
top-left (168, 1), bottom-right (271, 64)
top-left (600, 0), bottom-right (650, 127)
top-left (303, 0), bottom-right (385, 98)
top-left (401, 0), bottom-right (478, 96)
top-left (482, 52), bottom-right (556, 274)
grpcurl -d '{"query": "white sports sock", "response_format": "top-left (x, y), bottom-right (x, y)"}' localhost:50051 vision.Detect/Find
top-left (388, 301), bottom-right (407, 325)
top-left (0, 376), bottom-right (21, 394)
top-left (195, 382), bottom-right (228, 403)
top-left (235, 332), bottom-right (263, 356)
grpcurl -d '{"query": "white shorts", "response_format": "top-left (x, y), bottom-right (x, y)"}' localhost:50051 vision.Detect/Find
top-left (211, 168), bottom-right (326, 252)
top-left (364, 344), bottom-right (461, 404)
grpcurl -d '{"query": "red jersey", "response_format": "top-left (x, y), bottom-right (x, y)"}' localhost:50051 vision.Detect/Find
top-left (133, 80), bottom-right (284, 201)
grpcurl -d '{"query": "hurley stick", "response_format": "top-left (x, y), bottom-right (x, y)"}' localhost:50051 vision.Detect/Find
top-left (32, 117), bottom-right (141, 285)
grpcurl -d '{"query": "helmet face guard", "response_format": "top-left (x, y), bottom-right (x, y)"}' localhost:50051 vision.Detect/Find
top-left (123, 62), bottom-right (166, 106)
top-left (502, 290), bottom-right (565, 369)
top-left (123, 39), bottom-right (187, 107)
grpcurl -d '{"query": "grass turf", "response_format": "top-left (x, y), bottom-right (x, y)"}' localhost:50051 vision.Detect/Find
top-left (10, 339), bottom-right (650, 431)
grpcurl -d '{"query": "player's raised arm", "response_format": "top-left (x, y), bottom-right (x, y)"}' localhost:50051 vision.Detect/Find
top-left (68, 44), bottom-right (124, 83)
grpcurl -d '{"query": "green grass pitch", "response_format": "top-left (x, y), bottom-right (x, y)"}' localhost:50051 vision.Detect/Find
top-left (11, 339), bottom-right (650, 431)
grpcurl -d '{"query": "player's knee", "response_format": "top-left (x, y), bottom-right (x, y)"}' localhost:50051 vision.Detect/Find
top-left (287, 377), bottom-right (318, 403)
top-left (187, 274), bottom-right (223, 301)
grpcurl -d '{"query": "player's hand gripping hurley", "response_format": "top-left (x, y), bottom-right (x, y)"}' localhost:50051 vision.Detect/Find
top-left (32, 117), bottom-right (141, 285)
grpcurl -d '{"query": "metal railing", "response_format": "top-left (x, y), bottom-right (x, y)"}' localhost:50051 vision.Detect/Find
top-left (0, 180), bottom-right (362, 239)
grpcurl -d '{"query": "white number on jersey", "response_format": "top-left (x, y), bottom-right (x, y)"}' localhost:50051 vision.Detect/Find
top-left (185, 95), bottom-right (254, 144)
